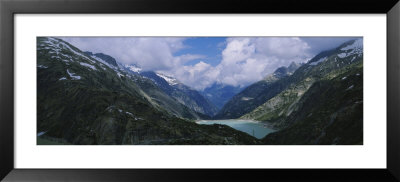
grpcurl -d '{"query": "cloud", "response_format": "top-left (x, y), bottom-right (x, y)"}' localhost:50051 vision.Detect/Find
top-left (62, 37), bottom-right (192, 71)
top-left (172, 61), bottom-right (219, 90)
top-left (300, 37), bottom-right (357, 54)
top-left (61, 37), bottom-right (354, 90)
top-left (163, 37), bottom-right (315, 90)
top-left (174, 54), bottom-right (206, 65)
top-left (255, 37), bottom-right (311, 60)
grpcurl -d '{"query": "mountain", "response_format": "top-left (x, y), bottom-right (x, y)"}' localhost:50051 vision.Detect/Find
top-left (201, 83), bottom-right (244, 110)
top-left (36, 37), bottom-right (259, 145)
top-left (242, 39), bottom-right (362, 124)
top-left (169, 80), bottom-right (219, 117)
top-left (82, 52), bottom-right (207, 120)
top-left (84, 51), bottom-right (118, 67)
top-left (139, 71), bottom-right (218, 116)
top-left (36, 37), bottom-right (363, 145)
top-left (262, 63), bottom-right (363, 144)
top-left (124, 63), bottom-right (142, 74)
top-left (272, 62), bottom-right (301, 79)
top-left (213, 61), bottom-right (301, 119)
top-left (85, 50), bottom-right (218, 117)
top-left (224, 38), bottom-right (363, 144)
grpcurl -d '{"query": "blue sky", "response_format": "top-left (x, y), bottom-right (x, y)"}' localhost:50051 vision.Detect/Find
top-left (176, 37), bottom-right (226, 67)
top-left (62, 37), bottom-right (359, 90)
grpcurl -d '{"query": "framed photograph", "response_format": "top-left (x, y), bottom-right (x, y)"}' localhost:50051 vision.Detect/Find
top-left (1, 0), bottom-right (399, 181)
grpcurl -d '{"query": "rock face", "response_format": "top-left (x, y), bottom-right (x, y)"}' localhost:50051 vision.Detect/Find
top-left (84, 51), bottom-right (118, 67)
top-left (140, 71), bottom-right (218, 117)
top-left (36, 37), bottom-right (258, 145)
top-left (216, 39), bottom-right (363, 144)
top-left (86, 51), bottom-right (216, 119)
top-left (262, 64), bottom-right (363, 144)
top-left (213, 61), bottom-right (301, 119)
top-left (86, 49), bottom-right (219, 118)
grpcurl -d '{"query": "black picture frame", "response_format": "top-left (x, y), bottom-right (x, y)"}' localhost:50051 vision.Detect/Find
top-left (1, 0), bottom-right (399, 181)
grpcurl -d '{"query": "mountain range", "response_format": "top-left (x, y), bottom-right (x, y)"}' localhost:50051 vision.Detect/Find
top-left (213, 61), bottom-right (302, 119)
top-left (37, 37), bottom-right (363, 145)
top-left (84, 51), bottom-right (219, 118)
top-left (37, 37), bottom-right (258, 144)
top-left (222, 39), bottom-right (363, 144)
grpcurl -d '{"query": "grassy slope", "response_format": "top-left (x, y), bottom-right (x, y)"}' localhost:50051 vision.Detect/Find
top-left (242, 57), bottom-right (363, 128)
top-left (240, 77), bottom-right (315, 123)
top-left (262, 63), bottom-right (363, 145)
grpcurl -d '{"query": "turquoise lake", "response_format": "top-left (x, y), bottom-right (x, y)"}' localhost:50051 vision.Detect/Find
top-left (196, 120), bottom-right (276, 139)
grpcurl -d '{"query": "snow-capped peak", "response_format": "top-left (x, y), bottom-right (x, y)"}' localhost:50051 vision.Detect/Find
top-left (337, 39), bottom-right (363, 59)
top-left (341, 39), bottom-right (363, 51)
top-left (156, 72), bottom-right (179, 86)
top-left (125, 64), bottom-right (142, 73)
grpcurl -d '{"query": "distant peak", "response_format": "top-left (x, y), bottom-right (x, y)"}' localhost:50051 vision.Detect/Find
top-left (273, 66), bottom-right (289, 78)
top-left (125, 64), bottom-right (142, 73)
top-left (89, 52), bottom-right (118, 67)
top-left (288, 61), bottom-right (300, 69)
top-left (340, 39), bottom-right (363, 52)
top-left (84, 51), bottom-right (93, 56)
top-left (155, 72), bottom-right (179, 86)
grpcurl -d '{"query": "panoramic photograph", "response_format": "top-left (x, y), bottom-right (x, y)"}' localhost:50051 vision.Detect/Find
top-left (37, 37), bottom-right (363, 145)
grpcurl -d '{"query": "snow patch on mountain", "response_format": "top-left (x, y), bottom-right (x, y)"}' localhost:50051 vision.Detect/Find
top-left (337, 53), bottom-right (347, 58)
top-left (80, 62), bottom-right (97, 71)
top-left (341, 39), bottom-right (363, 51)
top-left (37, 65), bottom-right (48, 69)
top-left (156, 72), bottom-right (179, 85)
top-left (346, 85), bottom-right (354, 91)
top-left (117, 72), bottom-right (124, 78)
top-left (125, 64), bottom-right (142, 73)
top-left (90, 55), bottom-right (124, 74)
top-left (309, 57), bottom-right (327, 66)
top-left (37, 131), bottom-right (47, 137)
top-left (45, 37), bottom-right (95, 64)
top-left (53, 39), bottom-right (95, 63)
top-left (67, 69), bottom-right (81, 80)
top-left (106, 106), bottom-right (143, 120)
top-left (241, 97), bottom-right (253, 101)
top-left (341, 39), bottom-right (363, 58)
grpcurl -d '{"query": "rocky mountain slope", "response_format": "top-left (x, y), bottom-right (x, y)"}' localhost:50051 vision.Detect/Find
top-left (140, 71), bottom-right (218, 116)
top-left (37, 37), bottom-right (363, 145)
top-left (262, 62), bottom-right (363, 144)
top-left (221, 39), bottom-right (363, 144)
top-left (213, 61), bottom-right (301, 119)
top-left (36, 37), bottom-right (258, 144)
top-left (84, 50), bottom-right (218, 118)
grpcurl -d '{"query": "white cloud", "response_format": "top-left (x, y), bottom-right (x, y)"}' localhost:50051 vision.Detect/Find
top-left (62, 37), bottom-right (189, 71)
top-left (167, 61), bottom-right (219, 90)
top-left (198, 37), bottom-right (312, 88)
top-left (163, 37), bottom-right (313, 90)
top-left (255, 37), bottom-right (311, 60)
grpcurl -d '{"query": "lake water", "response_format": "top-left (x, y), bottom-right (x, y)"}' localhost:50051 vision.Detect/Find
top-left (196, 120), bottom-right (276, 139)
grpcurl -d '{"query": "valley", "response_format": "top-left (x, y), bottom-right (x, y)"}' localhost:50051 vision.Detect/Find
top-left (37, 37), bottom-right (363, 145)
